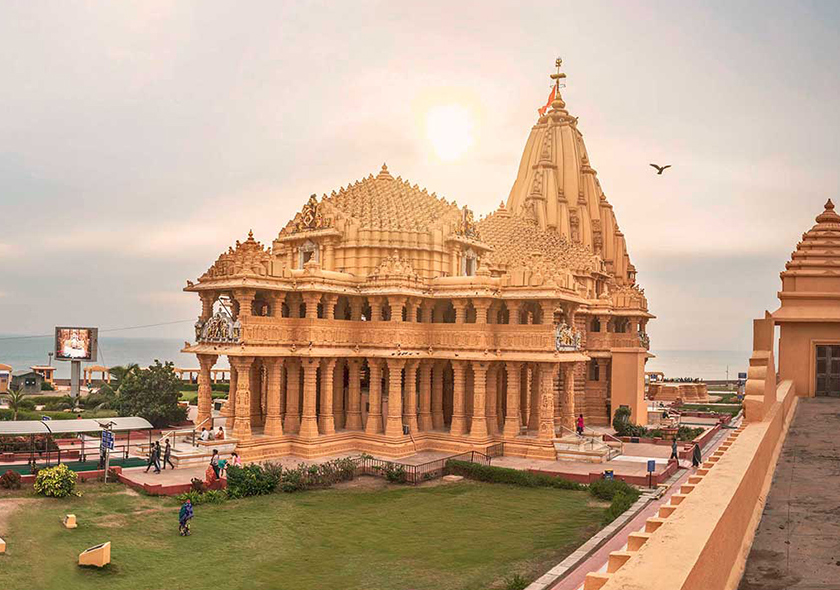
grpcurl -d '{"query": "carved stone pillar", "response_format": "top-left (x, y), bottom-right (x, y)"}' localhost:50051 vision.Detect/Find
top-left (504, 361), bottom-right (522, 437)
top-left (322, 294), bottom-right (338, 320)
top-left (507, 301), bottom-right (522, 325)
top-left (472, 299), bottom-right (491, 325)
top-left (223, 362), bottom-right (237, 419)
top-left (405, 298), bottom-right (418, 323)
top-left (432, 303), bottom-right (445, 323)
top-left (528, 365), bottom-right (540, 430)
top-left (365, 359), bottom-right (384, 434)
top-left (562, 363), bottom-right (576, 431)
top-left (199, 292), bottom-right (216, 321)
top-left (388, 296), bottom-right (406, 322)
top-left (234, 288), bottom-right (256, 318)
top-left (432, 361), bottom-right (445, 429)
top-left (349, 297), bottom-right (364, 321)
top-left (403, 360), bottom-right (419, 434)
top-left (450, 360), bottom-right (467, 435)
top-left (264, 358), bottom-right (284, 436)
top-left (469, 361), bottom-right (489, 439)
top-left (230, 356), bottom-right (254, 439)
top-left (540, 300), bottom-right (556, 324)
top-left (369, 297), bottom-right (383, 321)
top-left (285, 293), bottom-right (301, 318)
top-left (302, 293), bottom-right (321, 319)
top-left (345, 359), bottom-right (363, 430)
top-left (538, 363), bottom-right (556, 440)
top-left (318, 358), bottom-right (337, 435)
top-left (418, 360), bottom-right (433, 431)
top-left (284, 360), bottom-right (301, 433)
top-left (385, 359), bottom-right (406, 437)
top-left (196, 353), bottom-right (218, 428)
top-left (324, 241), bottom-right (335, 271)
top-left (298, 358), bottom-right (320, 438)
top-left (452, 300), bottom-right (468, 324)
top-left (333, 360), bottom-right (345, 429)
top-left (486, 364), bottom-right (499, 435)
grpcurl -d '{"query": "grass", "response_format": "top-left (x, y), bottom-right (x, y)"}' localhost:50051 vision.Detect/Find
top-left (2, 481), bottom-right (605, 590)
top-left (178, 391), bottom-right (227, 404)
top-left (681, 403), bottom-right (743, 417)
top-left (0, 409), bottom-right (118, 421)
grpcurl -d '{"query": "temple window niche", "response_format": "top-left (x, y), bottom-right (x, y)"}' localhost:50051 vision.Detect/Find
top-left (299, 240), bottom-right (319, 268)
top-left (462, 248), bottom-right (477, 276)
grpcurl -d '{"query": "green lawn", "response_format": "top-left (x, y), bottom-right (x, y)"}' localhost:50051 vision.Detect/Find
top-left (2, 481), bottom-right (605, 590)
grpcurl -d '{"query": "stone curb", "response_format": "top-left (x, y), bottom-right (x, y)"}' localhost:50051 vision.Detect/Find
top-left (524, 491), bottom-right (656, 590)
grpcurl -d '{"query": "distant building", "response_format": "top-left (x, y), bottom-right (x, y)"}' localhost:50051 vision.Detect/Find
top-left (30, 365), bottom-right (55, 386)
top-left (11, 370), bottom-right (43, 394)
top-left (0, 363), bottom-right (11, 393)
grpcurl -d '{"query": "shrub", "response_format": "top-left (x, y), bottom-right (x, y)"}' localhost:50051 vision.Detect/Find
top-left (0, 469), bottom-right (22, 489)
top-left (375, 463), bottom-right (407, 484)
top-left (445, 460), bottom-right (584, 490)
top-left (176, 489), bottom-right (228, 505)
top-left (603, 490), bottom-right (637, 524)
top-left (40, 381), bottom-right (55, 391)
top-left (33, 464), bottom-right (77, 498)
top-left (589, 478), bottom-right (638, 502)
top-left (226, 464), bottom-right (280, 499)
top-left (503, 574), bottom-right (530, 590)
top-left (612, 406), bottom-right (632, 432)
top-left (176, 490), bottom-right (204, 505)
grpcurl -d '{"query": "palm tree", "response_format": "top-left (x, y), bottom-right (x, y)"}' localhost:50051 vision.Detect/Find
top-left (4, 387), bottom-right (30, 421)
top-left (108, 364), bottom-right (140, 392)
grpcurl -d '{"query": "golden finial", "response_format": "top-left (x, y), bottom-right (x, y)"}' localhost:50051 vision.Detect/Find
top-left (550, 57), bottom-right (567, 91)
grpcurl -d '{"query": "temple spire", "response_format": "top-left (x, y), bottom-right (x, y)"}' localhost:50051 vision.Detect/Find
top-left (549, 57), bottom-right (567, 112)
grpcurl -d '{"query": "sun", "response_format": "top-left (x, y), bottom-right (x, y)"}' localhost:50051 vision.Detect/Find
top-left (425, 104), bottom-right (474, 161)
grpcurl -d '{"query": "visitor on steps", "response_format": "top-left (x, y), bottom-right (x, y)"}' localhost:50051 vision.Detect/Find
top-left (670, 437), bottom-right (679, 461)
top-left (200, 427), bottom-right (211, 442)
top-left (163, 440), bottom-right (175, 470)
top-left (692, 443), bottom-right (702, 467)
top-left (231, 452), bottom-right (242, 468)
top-left (215, 426), bottom-right (225, 440)
top-left (210, 449), bottom-right (220, 477)
top-left (178, 498), bottom-right (193, 536)
top-left (576, 414), bottom-right (585, 436)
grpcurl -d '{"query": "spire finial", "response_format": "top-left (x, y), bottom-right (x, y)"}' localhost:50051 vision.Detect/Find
top-left (550, 57), bottom-right (567, 93)
top-left (816, 199), bottom-right (840, 224)
top-left (376, 163), bottom-right (393, 181)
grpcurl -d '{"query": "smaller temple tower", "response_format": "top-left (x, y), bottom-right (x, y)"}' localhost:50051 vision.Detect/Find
top-left (772, 200), bottom-right (840, 396)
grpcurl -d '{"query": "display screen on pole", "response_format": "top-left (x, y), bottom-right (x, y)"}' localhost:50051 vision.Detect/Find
top-left (54, 327), bottom-right (98, 362)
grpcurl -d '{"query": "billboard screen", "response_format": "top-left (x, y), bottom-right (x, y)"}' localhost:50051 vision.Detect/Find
top-left (55, 327), bottom-right (98, 362)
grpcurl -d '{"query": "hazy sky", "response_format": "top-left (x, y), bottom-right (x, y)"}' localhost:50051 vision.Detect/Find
top-left (2, 1), bottom-right (839, 352)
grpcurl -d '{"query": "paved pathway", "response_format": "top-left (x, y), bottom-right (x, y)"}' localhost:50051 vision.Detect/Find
top-left (739, 398), bottom-right (840, 590)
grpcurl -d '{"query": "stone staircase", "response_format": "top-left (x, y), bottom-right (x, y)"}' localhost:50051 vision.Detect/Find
top-left (553, 433), bottom-right (622, 463)
top-left (135, 437), bottom-right (238, 469)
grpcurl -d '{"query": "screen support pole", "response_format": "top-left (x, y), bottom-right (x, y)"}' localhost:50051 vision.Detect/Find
top-left (70, 360), bottom-right (81, 400)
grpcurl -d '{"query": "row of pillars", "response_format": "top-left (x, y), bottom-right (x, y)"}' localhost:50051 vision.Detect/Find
top-left (195, 355), bottom-right (581, 441)
top-left (200, 290), bottom-right (575, 326)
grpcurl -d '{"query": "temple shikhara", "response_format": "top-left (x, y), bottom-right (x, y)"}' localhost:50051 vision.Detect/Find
top-left (183, 62), bottom-right (653, 460)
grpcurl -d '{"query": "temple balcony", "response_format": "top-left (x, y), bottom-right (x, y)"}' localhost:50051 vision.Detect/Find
top-left (586, 332), bottom-right (643, 350)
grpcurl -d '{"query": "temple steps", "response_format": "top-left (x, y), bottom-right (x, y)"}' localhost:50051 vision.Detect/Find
top-left (552, 434), bottom-right (620, 463)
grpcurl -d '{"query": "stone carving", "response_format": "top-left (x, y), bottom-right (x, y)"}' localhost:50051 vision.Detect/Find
top-left (295, 194), bottom-right (327, 232)
top-left (455, 206), bottom-right (480, 240)
top-left (196, 310), bottom-right (242, 344)
top-left (200, 231), bottom-right (270, 280)
top-left (638, 331), bottom-right (650, 350)
top-left (555, 323), bottom-right (582, 351)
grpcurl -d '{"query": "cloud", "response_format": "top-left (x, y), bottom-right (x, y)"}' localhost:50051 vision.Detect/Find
top-left (0, 243), bottom-right (20, 259)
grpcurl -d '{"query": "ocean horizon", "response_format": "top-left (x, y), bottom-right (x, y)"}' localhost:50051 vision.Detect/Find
top-left (0, 334), bottom-right (748, 381)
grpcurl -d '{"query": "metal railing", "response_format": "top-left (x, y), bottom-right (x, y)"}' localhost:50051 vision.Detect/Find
top-left (356, 450), bottom-right (491, 485)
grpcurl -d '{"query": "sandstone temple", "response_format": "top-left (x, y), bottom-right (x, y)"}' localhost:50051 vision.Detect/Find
top-left (183, 65), bottom-right (653, 460)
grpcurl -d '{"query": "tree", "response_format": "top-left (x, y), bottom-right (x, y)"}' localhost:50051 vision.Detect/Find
top-left (3, 387), bottom-right (31, 420)
top-left (117, 361), bottom-right (186, 428)
top-left (108, 363), bottom-right (140, 391)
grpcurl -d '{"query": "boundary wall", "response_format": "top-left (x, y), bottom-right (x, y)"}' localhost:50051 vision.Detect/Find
top-left (583, 315), bottom-right (797, 590)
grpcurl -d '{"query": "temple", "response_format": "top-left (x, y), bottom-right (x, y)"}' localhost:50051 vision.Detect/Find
top-left (182, 62), bottom-right (653, 460)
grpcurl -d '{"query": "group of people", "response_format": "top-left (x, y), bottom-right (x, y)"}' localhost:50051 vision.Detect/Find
top-left (144, 440), bottom-right (175, 473)
top-left (207, 449), bottom-right (240, 482)
top-left (199, 426), bottom-right (225, 441)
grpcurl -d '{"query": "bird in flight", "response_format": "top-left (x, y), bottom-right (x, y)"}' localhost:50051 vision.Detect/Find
top-left (650, 163), bottom-right (672, 175)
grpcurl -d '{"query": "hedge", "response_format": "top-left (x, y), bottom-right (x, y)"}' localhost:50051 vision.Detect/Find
top-left (444, 460), bottom-right (584, 490)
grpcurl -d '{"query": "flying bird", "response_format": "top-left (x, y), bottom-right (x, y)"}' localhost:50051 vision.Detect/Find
top-left (650, 163), bottom-right (672, 175)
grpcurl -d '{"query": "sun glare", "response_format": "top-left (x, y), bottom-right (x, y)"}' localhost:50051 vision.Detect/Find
top-left (425, 104), bottom-right (474, 161)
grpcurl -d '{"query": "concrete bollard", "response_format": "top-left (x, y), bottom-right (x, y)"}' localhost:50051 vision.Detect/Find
top-left (78, 542), bottom-right (110, 567)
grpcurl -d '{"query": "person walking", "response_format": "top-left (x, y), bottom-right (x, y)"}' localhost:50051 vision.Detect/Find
top-left (670, 437), bottom-right (679, 461)
top-left (162, 440), bottom-right (175, 470)
top-left (576, 414), bottom-right (585, 436)
top-left (144, 442), bottom-right (161, 474)
top-left (210, 449), bottom-right (220, 478)
top-left (691, 443), bottom-right (702, 467)
top-left (178, 498), bottom-right (194, 536)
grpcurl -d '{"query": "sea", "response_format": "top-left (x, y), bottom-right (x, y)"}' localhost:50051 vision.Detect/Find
top-left (0, 334), bottom-right (747, 381)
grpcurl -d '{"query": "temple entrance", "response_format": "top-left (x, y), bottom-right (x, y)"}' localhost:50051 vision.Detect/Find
top-left (815, 345), bottom-right (840, 397)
